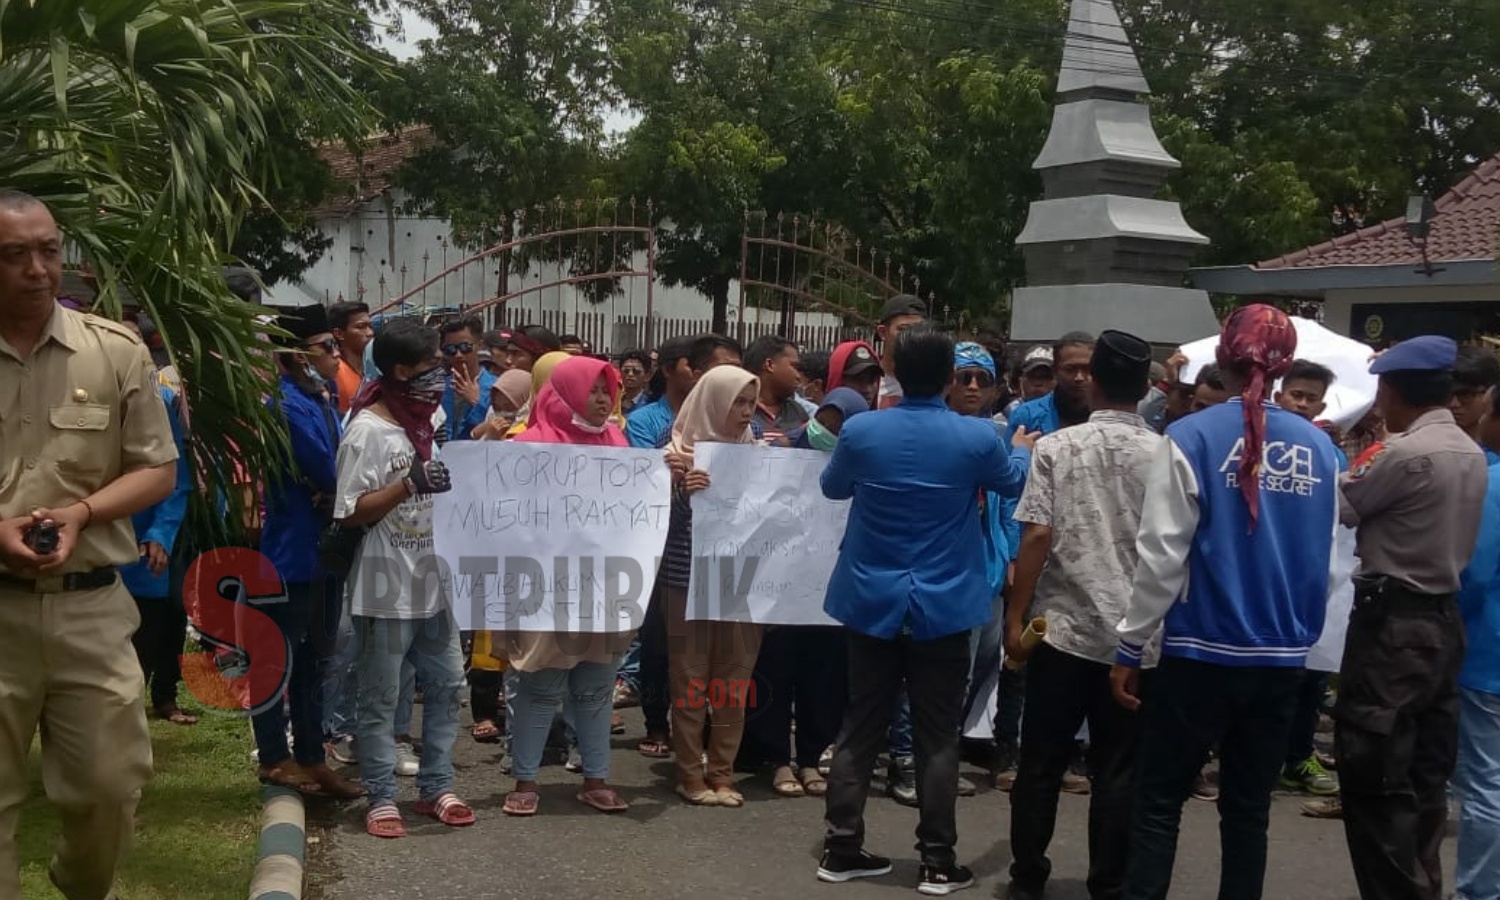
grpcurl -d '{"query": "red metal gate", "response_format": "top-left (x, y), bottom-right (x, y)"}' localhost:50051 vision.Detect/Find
top-left (366, 201), bottom-right (932, 353)
top-left (737, 210), bottom-right (935, 346)
top-left (370, 198), bottom-right (657, 352)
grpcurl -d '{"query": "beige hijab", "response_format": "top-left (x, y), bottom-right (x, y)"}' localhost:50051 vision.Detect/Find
top-left (669, 365), bottom-right (760, 455)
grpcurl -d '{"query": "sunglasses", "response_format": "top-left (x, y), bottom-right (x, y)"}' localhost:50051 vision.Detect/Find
top-left (621, 366), bottom-right (647, 376)
top-left (442, 342), bottom-right (475, 356)
top-left (957, 371), bottom-right (995, 388)
top-left (304, 338), bottom-right (338, 354)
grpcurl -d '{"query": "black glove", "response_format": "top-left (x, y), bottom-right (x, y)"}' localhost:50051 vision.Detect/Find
top-left (407, 457), bottom-right (453, 495)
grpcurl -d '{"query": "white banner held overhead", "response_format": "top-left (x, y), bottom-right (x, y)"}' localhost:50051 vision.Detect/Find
top-left (433, 441), bottom-right (671, 633)
top-left (687, 443), bottom-right (846, 626)
top-left (1179, 316), bottom-right (1379, 432)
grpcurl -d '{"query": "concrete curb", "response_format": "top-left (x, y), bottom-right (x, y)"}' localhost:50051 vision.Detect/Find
top-left (249, 786), bottom-right (305, 900)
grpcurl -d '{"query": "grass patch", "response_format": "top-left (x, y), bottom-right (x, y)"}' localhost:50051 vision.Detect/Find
top-left (18, 710), bottom-right (261, 900)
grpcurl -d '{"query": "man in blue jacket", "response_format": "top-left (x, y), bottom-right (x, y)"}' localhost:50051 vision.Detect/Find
top-left (1457, 386), bottom-right (1500, 900)
top-left (121, 323), bottom-right (195, 726)
top-left (818, 326), bottom-right (1037, 896)
top-left (1111, 305), bottom-right (1340, 900)
top-left (438, 315), bottom-right (496, 443)
top-left (252, 306), bottom-right (364, 798)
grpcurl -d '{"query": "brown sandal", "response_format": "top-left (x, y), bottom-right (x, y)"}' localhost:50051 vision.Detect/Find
top-left (258, 761), bottom-right (321, 795)
top-left (772, 765), bottom-right (805, 797)
top-left (799, 767), bottom-right (828, 797)
top-left (303, 763), bottom-right (366, 800)
top-left (154, 705), bottom-right (199, 726)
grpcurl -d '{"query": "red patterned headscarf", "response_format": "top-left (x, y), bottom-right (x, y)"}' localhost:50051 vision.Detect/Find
top-left (1216, 304), bottom-right (1297, 530)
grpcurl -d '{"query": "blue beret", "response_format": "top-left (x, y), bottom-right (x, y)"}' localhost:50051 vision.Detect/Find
top-left (1369, 336), bottom-right (1458, 375)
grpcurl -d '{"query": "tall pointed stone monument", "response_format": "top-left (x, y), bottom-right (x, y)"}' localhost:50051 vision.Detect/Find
top-left (1009, 0), bottom-right (1219, 343)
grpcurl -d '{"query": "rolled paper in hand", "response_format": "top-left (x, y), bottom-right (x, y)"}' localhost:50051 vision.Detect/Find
top-left (1004, 617), bottom-right (1048, 670)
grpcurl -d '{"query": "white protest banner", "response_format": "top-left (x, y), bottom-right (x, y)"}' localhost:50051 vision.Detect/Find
top-left (687, 443), bottom-right (845, 625)
top-left (1307, 525), bottom-right (1358, 673)
top-left (433, 441), bottom-right (671, 633)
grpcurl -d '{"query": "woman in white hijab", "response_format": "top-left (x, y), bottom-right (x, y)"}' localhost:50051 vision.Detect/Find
top-left (662, 365), bottom-right (765, 807)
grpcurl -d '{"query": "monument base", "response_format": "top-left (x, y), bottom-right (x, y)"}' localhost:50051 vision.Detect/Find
top-left (1009, 283), bottom-right (1219, 344)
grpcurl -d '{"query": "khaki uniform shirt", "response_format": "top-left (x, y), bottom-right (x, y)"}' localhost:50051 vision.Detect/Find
top-left (1338, 408), bottom-right (1487, 594)
top-left (0, 305), bottom-right (178, 574)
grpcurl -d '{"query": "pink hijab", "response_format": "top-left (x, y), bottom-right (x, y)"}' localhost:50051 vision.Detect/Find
top-left (513, 356), bottom-right (627, 447)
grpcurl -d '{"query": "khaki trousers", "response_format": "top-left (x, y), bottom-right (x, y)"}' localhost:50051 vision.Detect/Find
top-left (663, 586), bottom-right (763, 790)
top-left (0, 581), bottom-right (153, 900)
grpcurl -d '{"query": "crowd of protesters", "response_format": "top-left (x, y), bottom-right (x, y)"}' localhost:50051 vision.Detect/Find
top-left (4, 189), bottom-right (1499, 900)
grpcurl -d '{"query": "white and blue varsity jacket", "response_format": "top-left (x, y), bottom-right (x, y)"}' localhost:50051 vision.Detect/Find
top-left (1117, 400), bottom-right (1341, 669)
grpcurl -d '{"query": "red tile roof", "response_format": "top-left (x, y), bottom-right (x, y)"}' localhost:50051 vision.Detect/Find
top-left (1257, 150), bottom-right (1500, 270)
top-left (315, 125), bottom-right (435, 216)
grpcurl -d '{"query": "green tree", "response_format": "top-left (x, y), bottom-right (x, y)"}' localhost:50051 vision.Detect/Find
top-left (0, 0), bottom-right (381, 532)
top-left (381, 0), bottom-right (613, 250)
top-left (606, 0), bottom-right (1058, 330)
top-left (1120, 0), bottom-right (1500, 265)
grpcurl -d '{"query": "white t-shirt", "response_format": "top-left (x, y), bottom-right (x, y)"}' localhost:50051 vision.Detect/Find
top-left (877, 373), bottom-right (903, 409)
top-left (334, 411), bottom-right (450, 620)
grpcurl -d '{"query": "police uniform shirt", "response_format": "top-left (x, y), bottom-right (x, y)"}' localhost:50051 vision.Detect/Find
top-left (1338, 408), bottom-right (1487, 595)
top-left (0, 304), bottom-right (179, 574)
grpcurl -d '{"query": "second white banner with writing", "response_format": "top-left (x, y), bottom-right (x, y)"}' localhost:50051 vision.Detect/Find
top-left (688, 443), bottom-right (846, 625)
top-left (433, 441), bottom-right (671, 633)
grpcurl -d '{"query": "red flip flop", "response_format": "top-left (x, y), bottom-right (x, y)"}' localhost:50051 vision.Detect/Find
top-left (577, 786), bottom-right (629, 813)
top-left (415, 792), bottom-right (476, 827)
top-left (365, 804), bottom-right (406, 839)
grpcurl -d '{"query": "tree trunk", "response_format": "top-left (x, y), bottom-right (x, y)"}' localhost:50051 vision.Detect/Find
top-left (710, 274), bottom-right (731, 337)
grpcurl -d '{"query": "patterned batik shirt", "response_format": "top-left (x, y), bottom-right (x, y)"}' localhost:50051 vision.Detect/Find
top-left (1014, 409), bottom-right (1162, 665)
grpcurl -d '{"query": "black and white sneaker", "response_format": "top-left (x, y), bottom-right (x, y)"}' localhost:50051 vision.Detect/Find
top-left (817, 848), bottom-right (893, 883)
top-left (918, 863), bottom-right (975, 896)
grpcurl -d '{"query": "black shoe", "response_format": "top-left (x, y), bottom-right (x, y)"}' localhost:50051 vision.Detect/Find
top-left (887, 756), bottom-right (918, 807)
top-left (918, 862), bottom-right (975, 896)
top-left (1005, 882), bottom-right (1044, 900)
top-left (817, 848), bottom-right (893, 883)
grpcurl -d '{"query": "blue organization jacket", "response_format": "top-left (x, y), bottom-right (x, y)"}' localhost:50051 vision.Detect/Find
top-left (821, 395), bottom-right (1031, 640)
top-left (121, 385), bottom-right (192, 599)
top-left (442, 368), bottom-right (498, 442)
top-left (261, 375), bottom-right (342, 584)
top-left (1117, 400), bottom-right (1340, 668)
top-left (626, 395), bottom-right (674, 449)
top-left (998, 392), bottom-right (1063, 560)
top-left (1460, 463), bottom-right (1500, 695)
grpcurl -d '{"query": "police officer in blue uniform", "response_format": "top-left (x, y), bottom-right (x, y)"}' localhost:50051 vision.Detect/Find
top-left (1336, 336), bottom-right (1489, 900)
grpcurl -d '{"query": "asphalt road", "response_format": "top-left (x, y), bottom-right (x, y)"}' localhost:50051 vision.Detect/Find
top-left (306, 708), bottom-right (1453, 900)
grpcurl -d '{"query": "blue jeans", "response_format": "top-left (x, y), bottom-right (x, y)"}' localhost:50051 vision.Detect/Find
top-left (1457, 686), bottom-right (1500, 900)
top-left (505, 660), bottom-right (618, 782)
top-left (352, 612), bottom-right (466, 806)
top-left (320, 596), bottom-right (358, 739)
top-left (617, 636), bottom-right (642, 693)
top-left (394, 659), bottom-right (416, 738)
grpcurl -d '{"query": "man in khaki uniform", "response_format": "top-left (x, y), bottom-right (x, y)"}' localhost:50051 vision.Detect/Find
top-left (0, 191), bottom-right (178, 900)
top-left (1336, 335), bottom-right (1488, 900)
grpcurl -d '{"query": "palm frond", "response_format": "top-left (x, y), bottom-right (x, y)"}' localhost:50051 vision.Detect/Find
top-left (0, 0), bottom-right (384, 542)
